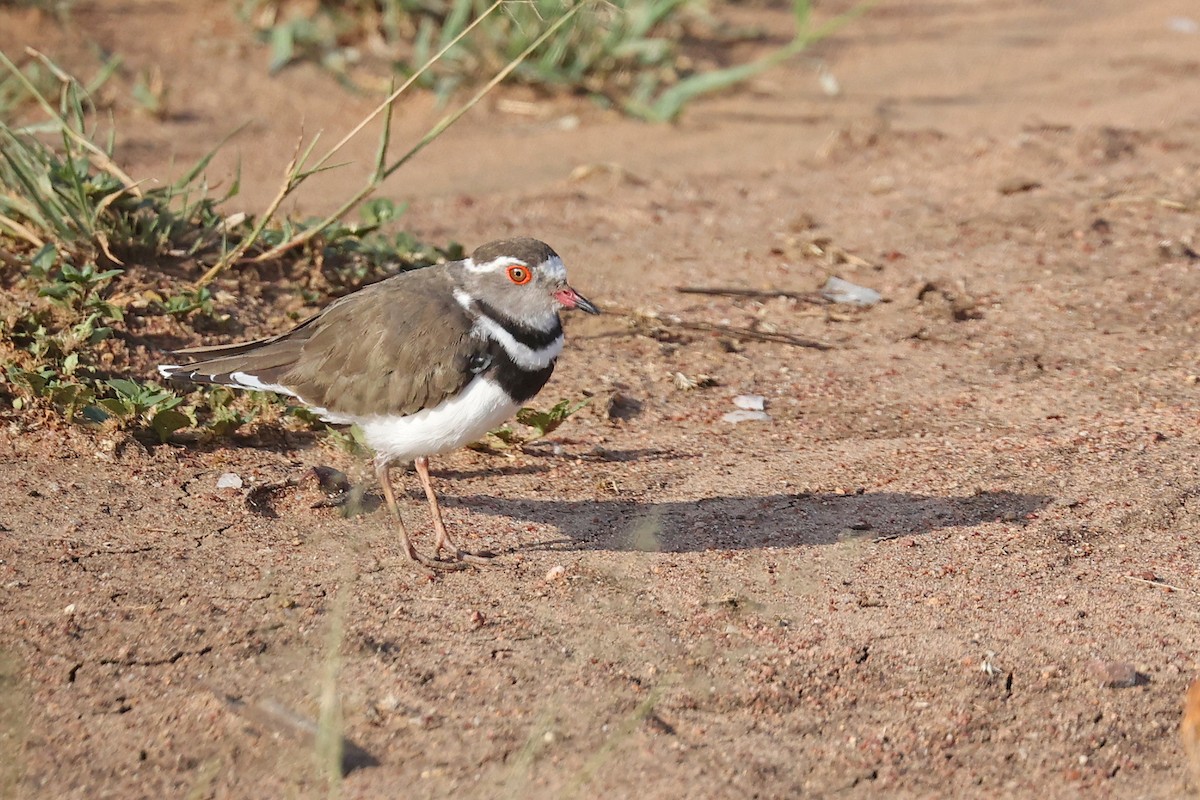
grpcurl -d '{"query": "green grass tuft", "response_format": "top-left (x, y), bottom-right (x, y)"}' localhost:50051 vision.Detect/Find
top-left (239, 0), bottom-right (873, 121)
top-left (0, 50), bottom-right (459, 442)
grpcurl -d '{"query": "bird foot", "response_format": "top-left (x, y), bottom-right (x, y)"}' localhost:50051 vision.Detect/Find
top-left (448, 549), bottom-right (496, 567)
top-left (410, 551), bottom-right (471, 572)
top-left (405, 547), bottom-right (495, 573)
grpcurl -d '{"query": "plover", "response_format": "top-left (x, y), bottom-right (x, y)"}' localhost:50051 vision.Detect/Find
top-left (160, 238), bottom-right (599, 571)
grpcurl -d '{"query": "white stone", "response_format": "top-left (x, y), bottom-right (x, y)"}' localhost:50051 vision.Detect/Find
top-left (723, 410), bottom-right (772, 424)
top-left (733, 394), bottom-right (766, 411)
top-left (217, 472), bottom-right (244, 490)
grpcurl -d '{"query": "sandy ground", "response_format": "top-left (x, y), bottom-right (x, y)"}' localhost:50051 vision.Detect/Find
top-left (2, 1), bottom-right (1200, 797)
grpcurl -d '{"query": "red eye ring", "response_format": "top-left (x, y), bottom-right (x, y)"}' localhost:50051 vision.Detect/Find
top-left (506, 265), bottom-right (532, 285)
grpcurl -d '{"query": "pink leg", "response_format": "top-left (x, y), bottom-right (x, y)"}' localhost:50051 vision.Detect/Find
top-left (376, 458), bottom-right (466, 572)
top-left (414, 456), bottom-right (493, 566)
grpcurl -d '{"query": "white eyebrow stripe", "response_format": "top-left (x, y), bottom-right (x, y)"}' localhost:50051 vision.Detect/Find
top-left (463, 254), bottom-right (567, 279)
top-left (472, 317), bottom-right (563, 370)
top-left (464, 255), bottom-right (522, 273)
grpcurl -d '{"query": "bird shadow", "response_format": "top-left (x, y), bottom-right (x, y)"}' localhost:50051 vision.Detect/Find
top-left (437, 448), bottom-right (686, 480)
top-left (434, 462), bottom-right (555, 480)
top-left (442, 490), bottom-right (1054, 553)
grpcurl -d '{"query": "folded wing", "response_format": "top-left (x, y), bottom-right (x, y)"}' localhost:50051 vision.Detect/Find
top-left (159, 268), bottom-right (483, 419)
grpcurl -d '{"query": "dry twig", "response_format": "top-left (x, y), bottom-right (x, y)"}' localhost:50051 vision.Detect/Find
top-left (612, 307), bottom-right (833, 350)
top-left (676, 286), bottom-right (828, 303)
top-left (1122, 575), bottom-right (1190, 593)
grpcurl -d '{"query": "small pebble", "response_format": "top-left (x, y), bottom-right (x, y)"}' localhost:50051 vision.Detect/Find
top-left (1088, 659), bottom-right (1141, 688)
top-left (217, 472), bottom-right (244, 490)
top-left (722, 410), bottom-right (772, 424)
top-left (545, 565), bottom-right (567, 582)
top-left (821, 276), bottom-right (882, 307)
top-left (868, 175), bottom-right (896, 194)
top-left (310, 466), bottom-right (349, 494)
top-left (733, 394), bottom-right (766, 411)
top-left (818, 66), bottom-right (841, 97)
top-left (997, 177), bottom-right (1042, 195)
top-left (1167, 16), bottom-right (1199, 34)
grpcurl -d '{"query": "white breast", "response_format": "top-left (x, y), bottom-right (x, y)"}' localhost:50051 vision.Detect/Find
top-left (334, 377), bottom-right (519, 464)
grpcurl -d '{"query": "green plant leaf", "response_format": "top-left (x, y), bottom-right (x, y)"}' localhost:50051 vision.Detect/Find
top-left (30, 243), bottom-right (57, 275)
top-left (268, 23), bottom-right (297, 73)
top-left (96, 397), bottom-right (133, 419)
top-left (512, 397), bottom-right (591, 441)
top-left (490, 427), bottom-right (522, 445)
top-left (8, 366), bottom-right (48, 395)
top-left (81, 404), bottom-right (110, 423)
top-left (150, 408), bottom-right (191, 442)
top-left (49, 382), bottom-right (86, 409)
top-left (37, 283), bottom-right (72, 300)
top-left (91, 268), bottom-right (123, 282)
top-left (60, 263), bottom-right (83, 282)
top-left (85, 325), bottom-right (112, 344)
top-left (105, 378), bottom-right (142, 399)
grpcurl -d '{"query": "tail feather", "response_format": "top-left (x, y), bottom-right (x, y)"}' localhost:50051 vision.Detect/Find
top-left (157, 311), bottom-right (325, 397)
top-left (158, 338), bottom-right (305, 399)
top-left (158, 363), bottom-right (298, 397)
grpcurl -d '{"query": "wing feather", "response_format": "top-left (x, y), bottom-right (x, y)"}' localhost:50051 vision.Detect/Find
top-left (159, 267), bottom-right (484, 417)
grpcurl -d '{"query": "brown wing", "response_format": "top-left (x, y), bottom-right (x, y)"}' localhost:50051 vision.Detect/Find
top-left (161, 267), bottom-right (485, 418)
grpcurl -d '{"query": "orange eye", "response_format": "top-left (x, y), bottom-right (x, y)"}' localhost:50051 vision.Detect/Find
top-left (506, 265), bottom-right (531, 285)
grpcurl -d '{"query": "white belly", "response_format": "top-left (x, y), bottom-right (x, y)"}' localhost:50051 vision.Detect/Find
top-left (342, 377), bottom-right (518, 464)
